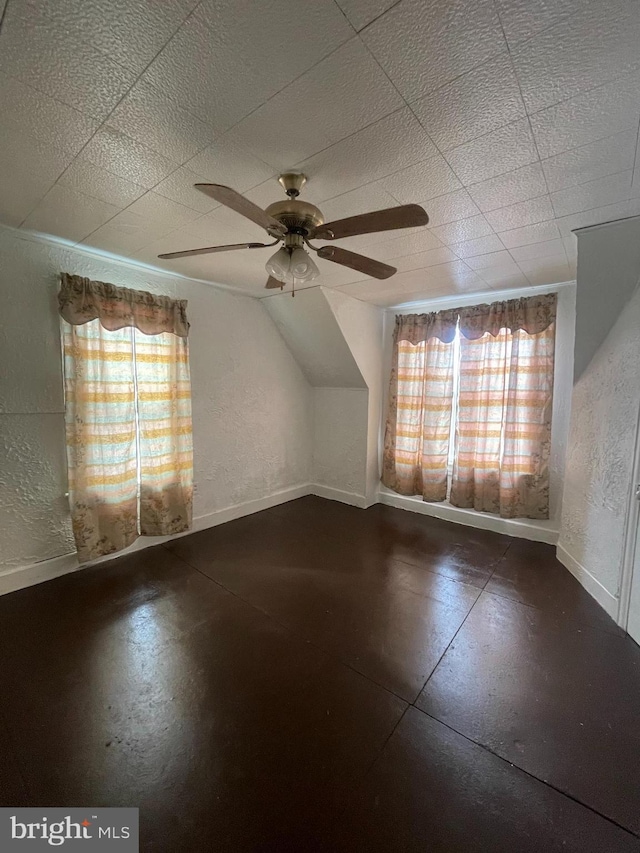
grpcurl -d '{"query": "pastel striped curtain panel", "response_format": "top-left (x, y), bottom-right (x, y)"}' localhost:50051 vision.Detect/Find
top-left (383, 294), bottom-right (557, 520)
top-left (382, 311), bottom-right (458, 501)
top-left (59, 274), bottom-right (193, 563)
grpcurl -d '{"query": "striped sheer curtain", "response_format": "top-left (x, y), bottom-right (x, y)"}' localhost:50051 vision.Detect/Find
top-left (382, 311), bottom-right (458, 501)
top-left (450, 296), bottom-right (556, 519)
top-left (382, 294), bottom-right (557, 520)
top-left (59, 274), bottom-right (193, 563)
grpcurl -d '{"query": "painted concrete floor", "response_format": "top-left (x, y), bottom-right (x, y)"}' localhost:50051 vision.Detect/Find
top-left (1, 496), bottom-right (639, 851)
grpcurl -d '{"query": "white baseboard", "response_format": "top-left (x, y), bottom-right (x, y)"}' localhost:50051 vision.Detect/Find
top-left (0, 482), bottom-right (566, 598)
top-left (309, 483), bottom-right (370, 509)
top-left (556, 544), bottom-right (619, 620)
top-left (0, 483), bottom-right (311, 598)
top-left (377, 488), bottom-right (559, 544)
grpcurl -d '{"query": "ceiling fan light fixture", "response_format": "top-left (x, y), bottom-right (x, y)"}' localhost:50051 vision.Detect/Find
top-left (265, 246), bottom-right (292, 283)
top-left (290, 246), bottom-right (319, 281)
top-left (265, 245), bottom-right (320, 284)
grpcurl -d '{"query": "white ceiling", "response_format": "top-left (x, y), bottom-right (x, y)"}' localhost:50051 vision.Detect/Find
top-left (1, 0), bottom-right (639, 306)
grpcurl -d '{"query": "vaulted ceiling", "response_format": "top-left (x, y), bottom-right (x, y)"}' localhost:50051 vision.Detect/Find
top-left (1, 0), bottom-right (639, 306)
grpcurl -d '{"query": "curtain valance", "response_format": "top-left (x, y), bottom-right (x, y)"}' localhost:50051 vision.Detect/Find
top-left (58, 273), bottom-right (189, 338)
top-left (393, 308), bottom-right (458, 345)
top-left (457, 293), bottom-right (557, 340)
top-left (395, 293), bottom-right (556, 343)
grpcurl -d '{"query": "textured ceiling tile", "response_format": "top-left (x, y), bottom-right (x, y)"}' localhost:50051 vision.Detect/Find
top-left (632, 168), bottom-right (640, 199)
top-left (498, 219), bottom-right (561, 248)
top-left (57, 157), bottom-right (147, 208)
top-left (512, 0), bottom-right (640, 113)
top-left (335, 0), bottom-right (398, 31)
top-left (83, 209), bottom-right (179, 255)
top-left (124, 192), bottom-right (202, 230)
top-left (0, 162), bottom-right (58, 227)
top-left (137, 214), bottom-right (249, 263)
top-left (466, 163), bottom-right (548, 212)
top-left (554, 201), bottom-right (631, 235)
top-left (16, 0), bottom-right (200, 74)
top-left (380, 154), bottom-right (462, 204)
top-left (450, 234), bottom-right (506, 258)
top-left (22, 185), bottom-right (121, 242)
top-left (186, 136), bottom-right (276, 193)
top-left (430, 214), bottom-right (494, 245)
top-left (509, 238), bottom-right (566, 262)
top-left (367, 228), bottom-right (443, 260)
top-left (0, 72), bottom-right (99, 165)
top-left (153, 167), bottom-right (221, 213)
top-left (143, 1), bottom-right (353, 135)
top-left (421, 189), bottom-right (481, 227)
top-left (561, 233), bottom-right (578, 260)
top-left (529, 70), bottom-right (640, 159)
top-left (541, 130), bottom-right (637, 192)
top-left (411, 53), bottom-right (525, 151)
top-left (550, 171), bottom-right (633, 217)
top-left (361, 0), bottom-right (505, 102)
top-left (465, 250), bottom-right (515, 271)
top-left (226, 38), bottom-right (404, 169)
top-left (295, 109), bottom-right (437, 203)
top-left (493, 0), bottom-right (584, 46)
top-left (517, 257), bottom-right (574, 285)
top-left (484, 195), bottom-right (554, 231)
top-left (424, 259), bottom-right (484, 286)
top-left (0, 3), bottom-right (137, 121)
top-left (477, 262), bottom-right (523, 284)
top-left (108, 80), bottom-right (216, 163)
top-left (391, 246), bottom-right (459, 271)
top-left (446, 118), bottom-right (539, 185)
top-left (318, 183), bottom-right (400, 223)
top-left (82, 127), bottom-right (179, 189)
top-left (485, 271), bottom-right (532, 289)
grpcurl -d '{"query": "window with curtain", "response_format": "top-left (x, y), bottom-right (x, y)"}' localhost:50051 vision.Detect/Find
top-left (58, 273), bottom-right (193, 563)
top-left (382, 293), bottom-right (557, 520)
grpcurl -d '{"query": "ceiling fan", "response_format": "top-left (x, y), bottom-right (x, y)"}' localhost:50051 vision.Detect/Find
top-left (158, 172), bottom-right (429, 293)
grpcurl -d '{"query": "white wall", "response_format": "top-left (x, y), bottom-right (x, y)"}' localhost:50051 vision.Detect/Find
top-left (313, 388), bottom-right (369, 497)
top-left (573, 216), bottom-right (640, 378)
top-left (379, 283), bottom-right (576, 537)
top-left (265, 286), bottom-right (384, 504)
top-left (558, 284), bottom-right (640, 618)
top-left (323, 289), bottom-right (384, 503)
top-left (0, 226), bottom-right (313, 574)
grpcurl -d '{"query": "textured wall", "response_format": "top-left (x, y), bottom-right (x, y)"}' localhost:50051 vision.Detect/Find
top-left (312, 388), bottom-right (369, 495)
top-left (323, 289), bottom-right (384, 501)
top-left (265, 286), bottom-right (384, 500)
top-left (559, 285), bottom-right (640, 599)
top-left (0, 227), bottom-right (313, 571)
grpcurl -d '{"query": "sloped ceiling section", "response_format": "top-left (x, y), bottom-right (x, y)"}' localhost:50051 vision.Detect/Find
top-left (264, 287), bottom-right (365, 388)
top-left (574, 215), bottom-right (640, 378)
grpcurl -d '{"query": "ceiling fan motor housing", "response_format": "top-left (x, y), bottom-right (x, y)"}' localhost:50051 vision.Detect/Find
top-left (265, 198), bottom-right (324, 237)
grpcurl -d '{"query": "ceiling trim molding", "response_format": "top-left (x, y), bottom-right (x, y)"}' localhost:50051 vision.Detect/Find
top-left (384, 279), bottom-right (576, 313)
top-left (0, 223), bottom-right (254, 299)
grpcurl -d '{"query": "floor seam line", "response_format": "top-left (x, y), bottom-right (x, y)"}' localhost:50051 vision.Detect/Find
top-left (161, 544), bottom-right (411, 705)
top-left (411, 704), bottom-right (640, 840)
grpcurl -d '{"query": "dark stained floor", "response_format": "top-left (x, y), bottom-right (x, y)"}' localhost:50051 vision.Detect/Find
top-left (1, 496), bottom-right (639, 851)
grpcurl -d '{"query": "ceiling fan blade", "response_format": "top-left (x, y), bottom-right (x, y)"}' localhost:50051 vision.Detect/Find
top-left (158, 242), bottom-right (273, 260)
top-left (265, 276), bottom-right (284, 289)
top-left (311, 204), bottom-right (429, 240)
top-left (195, 184), bottom-right (287, 238)
top-left (317, 246), bottom-right (396, 280)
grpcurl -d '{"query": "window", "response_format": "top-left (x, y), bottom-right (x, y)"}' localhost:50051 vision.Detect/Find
top-left (382, 294), bottom-right (556, 520)
top-left (59, 274), bottom-right (193, 563)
